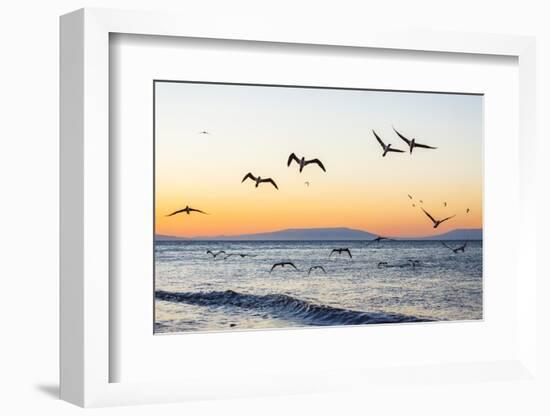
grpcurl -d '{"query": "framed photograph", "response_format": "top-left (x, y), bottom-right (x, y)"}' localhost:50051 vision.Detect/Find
top-left (60, 8), bottom-right (538, 407)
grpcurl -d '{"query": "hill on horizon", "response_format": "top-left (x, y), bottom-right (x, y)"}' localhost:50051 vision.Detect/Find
top-left (155, 226), bottom-right (482, 241)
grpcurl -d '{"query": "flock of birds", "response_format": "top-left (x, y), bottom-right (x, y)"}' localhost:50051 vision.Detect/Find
top-left (164, 127), bottom-right (474, 275)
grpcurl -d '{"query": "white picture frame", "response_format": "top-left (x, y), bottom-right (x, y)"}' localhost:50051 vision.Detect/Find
top-left (60, 7), bottom-right (537, 407)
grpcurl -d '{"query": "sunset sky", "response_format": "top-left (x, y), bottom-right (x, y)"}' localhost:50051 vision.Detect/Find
top-left (155, 81), bottom-right (482, 238)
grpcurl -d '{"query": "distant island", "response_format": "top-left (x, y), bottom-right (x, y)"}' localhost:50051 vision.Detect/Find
top-left (156, 227), bottom-right (482, 241)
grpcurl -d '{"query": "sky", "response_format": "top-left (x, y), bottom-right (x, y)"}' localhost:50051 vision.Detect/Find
top-left (155, 81), bottom-right (483, 238)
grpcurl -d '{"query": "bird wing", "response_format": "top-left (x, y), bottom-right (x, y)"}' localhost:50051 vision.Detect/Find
top-left (287, 262), bottom-right (298, 270)
top-left (344, 249), bottom-right (352, 258)
top-left (241, 172), bottom-right (256, 183)
top-left (329, 249), bottom-right (336, 257)
top-left (414, 142), bottom-right (437, 150)
top-left (308, 267), bottom-right (313, 275)
top-left (287, 153), bottom-right (300, 167)
top-left (387, 147), bottom-right (405, 153)
top-left (421, 208), bottom-right (437, 224)
top-left (319, 266), bottom-right (326, 273)
top-left (188, 207), bottom-right (209, 215)
top-left (166, 208), bottom-right (185, 217)
top-left (441, 242), bottom-right (454, 251)
top-left (460, 242), bottom-right (468, 249)
top-left (206, 250), bottom-right (213, 256)
top-left (440, 215), bottom-right (456, 223)
top-left (372, 130), bottom-right (386, 149)
top-left (261, 178), bottom-right (279, 190)
top-left (270, 263), bottom-right (280, 272)
top-left (393, 127), bottom-right (412, 145)
top-left (305, 159), bottom-right (326, 172)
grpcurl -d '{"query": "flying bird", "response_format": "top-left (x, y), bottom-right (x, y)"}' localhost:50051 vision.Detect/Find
top-left (304, 181), bottom-right (310, 187)
top-left (441, 241), bottom-right (468, 253)
top-left (466, 208), bottom-right (470, 214)
top-left (408, 194), bottom-right (413, 200)
top-left (287, 153), bottom-right (326, 172)
top-left (419, 200), bottom-right (424, 204)
top-left (270, 261), bottom-right (299, 273)
top-left (366, 236), bottom-right (389, 246)
top-left (224, 253), bottom-right (257, 259)
top-left (167, 206), bottom-right (209, 216)
top-left (198, 130), bottom-right (210, 135)
top-left (421, 207), bottom-right (455, 229)
top-left (329, 248), bottom-right (352, 259)
top-left (308, 266), bottom-right (327, 276)
top-left (412, 204), bottom-right (416, 207)
top-left (373, 130), bottom-right (405, 157)
top-left (206, 250), bottom-right (226, 258)
top-left (241, 173), bottom-right (279, 190)
top-left (443, 202), bottom-right (447, 207)
top-left (393, 127), bottom-right (437, 154)
top-left (408, 259), bottom-right (421, 267)
top-left (377, 261), bottom-right (388, 268)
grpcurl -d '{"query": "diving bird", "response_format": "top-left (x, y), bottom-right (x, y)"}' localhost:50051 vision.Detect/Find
top-left (308, 266), bottom-right (327, 275)
top-left (241, 172), bottom-right (279, 190)
top-left (441, 241), bottom-right (468, 253)
top-left (329, 248), bottom-right (352, 259)
top-left (287, 153), bottom-right (326, 173)
top-left (421, 207), bottom-right (455, 229)
top-left (206, 250), bottom-right (226, 258)
top-left (270, 261), bottom-right (299, 273)
top-left (167, 206), bottom-right (209, 216)
top-left (373, 130), bottom-right (405, 157)
top-left (393, 127), bottom-right (437, 154)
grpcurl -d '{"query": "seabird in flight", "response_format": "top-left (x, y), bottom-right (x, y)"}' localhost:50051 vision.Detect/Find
top-left (421, 207), bottom-right (455, 229)
top-left (366, 236), bottom-right (389, 246)
top-left (329, 248), bottom-right (352, 259)
top-left (441, 241), bottom-right (468, 253)
top-left (224, 253), bottom-right (257, 259)
top-left (166, 206), bottom-right (209, 216)
top-left (373, 130), bottom-right (405, 157)
top-left (206, 250), bottom-right (226, 258)
top-left (270, 261), bottom-right (299, 273)
top-left (241, 172), bottom-right (279, 190)
top-left (287, 153), bottom-right (326, 173)
top-left (198, 130), bottom-right (210, 135)
top-left (393, 127), bottom-right (437, 154)
top-left (308, 266), bottom-right (327, 276)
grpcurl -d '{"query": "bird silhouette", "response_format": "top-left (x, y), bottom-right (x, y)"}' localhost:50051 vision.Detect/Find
top-left (393, 127), bottom-right (437, 154)
top-left (308, 266), bottom-right (327, 276)
top-left (287, 153), bottom-right (326, 172)
top-left (241, 173), bottom-right (279, 190)
top-left (206, 250), bottom-right (226, 258)
top-left (198, 130), bottom-right (210, 135)
top-left (373, 130), bottom-right (405, 157)
top-left (329, 248), bottom-right (352, 259)
top-left (167, 206), bottom-right (208, 216)
top-left (421, 208), bottom-right (455, 228)
top-left (441, 242), bottom-right (468, 253)
top-left (270, 262), bottom-right (299, 273)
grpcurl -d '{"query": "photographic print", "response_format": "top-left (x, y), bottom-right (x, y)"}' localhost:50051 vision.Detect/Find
top-left (154, 81), bottom-right (483, 334)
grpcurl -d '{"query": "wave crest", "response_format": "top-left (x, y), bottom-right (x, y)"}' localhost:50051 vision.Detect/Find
top-left (156, 289), bottom-right (429, 326)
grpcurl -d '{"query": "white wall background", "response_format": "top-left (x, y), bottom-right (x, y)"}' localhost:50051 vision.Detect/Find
top-left (0, 0), bottom-right (548, 415)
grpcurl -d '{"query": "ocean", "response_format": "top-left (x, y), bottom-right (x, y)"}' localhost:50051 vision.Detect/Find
top-left (154, 240), bottom-right (482, 333)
